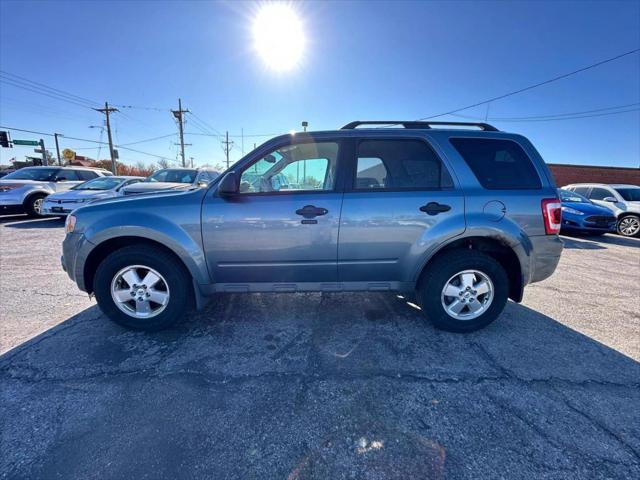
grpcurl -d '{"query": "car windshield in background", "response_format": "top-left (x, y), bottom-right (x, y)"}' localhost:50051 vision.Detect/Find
top-left (614, 187), bottom-right (640, 201)
top-left (73, 177), bottom-right (123, 191)
top-left (148, 169), bottom-right (197, 184)
top-left (559, 189), bottom-right (590, 203)
top-left (2, 167), bottom-right (59, 181)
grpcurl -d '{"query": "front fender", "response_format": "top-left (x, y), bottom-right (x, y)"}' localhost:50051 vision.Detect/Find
top-left (82, 213), bottom-right (209, 285)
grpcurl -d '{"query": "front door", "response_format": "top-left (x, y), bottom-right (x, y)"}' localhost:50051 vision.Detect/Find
top-left (202, 139), bottom-right (344, 287)
top-left (338, 137), bottom-right (465, 286)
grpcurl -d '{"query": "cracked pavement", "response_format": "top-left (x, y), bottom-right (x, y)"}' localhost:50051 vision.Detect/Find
top-left (1, 214), bottom-right (639, 479)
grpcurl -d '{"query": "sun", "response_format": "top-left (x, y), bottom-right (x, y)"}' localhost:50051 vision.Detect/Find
top-left (252, 3), bottom-right (306, 71)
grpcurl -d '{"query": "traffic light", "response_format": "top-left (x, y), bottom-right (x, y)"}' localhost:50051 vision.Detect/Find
top-left (0, 131), bottom-right (11, 148)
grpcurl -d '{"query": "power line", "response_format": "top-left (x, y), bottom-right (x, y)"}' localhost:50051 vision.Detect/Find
top-left (0, 70), bottom-right (101, 108)
top-left (450, 103), bottom-right (640, 122)
top-left (188, 111), bottom-right (224, 137)
top-left (0, 77), bottom-right (98, 110)
top-left (0, 125), bottom-right (174, 161)
top-left (418, 48), bottom-right (640, 121)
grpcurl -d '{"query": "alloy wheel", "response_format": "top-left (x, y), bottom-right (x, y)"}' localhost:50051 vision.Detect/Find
top-left (440, 269), bottom-right (494, 320)
top-left (618, 216), bottom-right (640, 237)
top-left (110, 265), bottom-right (170, 319)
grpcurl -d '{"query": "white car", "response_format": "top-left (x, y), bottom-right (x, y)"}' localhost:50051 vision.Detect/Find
top-left (563, 183), bottom-right (640, 237)
top-left (0, 166), bottom-right (112, 217)
top-left (121, 168), bottom-right (219, 196)
top-left (42, 176), bottom-right (144, 216)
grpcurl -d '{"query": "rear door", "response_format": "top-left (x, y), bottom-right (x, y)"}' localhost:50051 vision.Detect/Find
top-left (338, 137), bottom-right (465, 286)
top-left (52, 169), bottom-right (83, 192)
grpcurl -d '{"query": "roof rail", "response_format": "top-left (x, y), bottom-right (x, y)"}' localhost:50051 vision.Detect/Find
top-left (340, 120), bottom-right (499, 131)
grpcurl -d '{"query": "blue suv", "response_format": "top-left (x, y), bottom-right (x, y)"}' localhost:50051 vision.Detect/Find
top-left (61, 121), bottom-right (563, 333)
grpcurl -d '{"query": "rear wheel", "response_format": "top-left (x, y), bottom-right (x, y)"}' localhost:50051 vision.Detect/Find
top-left (94, 245), bottom-right (192, 331)
top-left (417, 250), bottom-right (509, 332)
top-left (617, 215), bottom-right (640, 237)
top-left (24, 193), bottom-right (47, 217)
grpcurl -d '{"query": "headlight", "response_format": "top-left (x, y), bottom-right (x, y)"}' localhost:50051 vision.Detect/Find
top-left (561, 206), bottom-right (584, 216)
top-left (65, 214), bottom-right (77, 234)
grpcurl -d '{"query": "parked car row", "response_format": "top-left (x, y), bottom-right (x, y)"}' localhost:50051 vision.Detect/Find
top-left (0, 166), bottom-right (219, 217)
top-left (560, 183), bottom-right (640, 237)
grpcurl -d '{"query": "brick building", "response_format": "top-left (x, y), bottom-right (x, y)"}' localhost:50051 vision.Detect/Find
top-left (548, 163), bottom-right (640, 187)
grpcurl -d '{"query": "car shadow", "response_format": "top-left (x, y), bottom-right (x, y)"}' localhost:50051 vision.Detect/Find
top-left (3, 217), bottom-right (65, 229)
top-left (561, 232), bottom-right (640, 249)
top-left (1, 295), bottom-right (639, 479)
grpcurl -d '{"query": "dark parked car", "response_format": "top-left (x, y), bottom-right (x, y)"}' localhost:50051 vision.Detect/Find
top-left (558, 189), bottom-right (616, 235)
top-left (62, 121), bottom-right (563, 333)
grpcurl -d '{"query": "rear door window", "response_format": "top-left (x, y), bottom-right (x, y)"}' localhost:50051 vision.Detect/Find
top-left (588, 187), bottom-right (613, 200)
top-left (77, 170), bottom-right (99, 181)
top-left (449, 138), bottom-right (542, 189)
top-left (354, 139), bottom-right (453, 190)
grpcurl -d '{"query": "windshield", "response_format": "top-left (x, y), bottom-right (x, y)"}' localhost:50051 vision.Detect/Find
top-left (3, 167), bottom-right (60, 181)
top-left (614, 187), bottom-right (640, 201)
top-left (147, 169), bottom-right (197, 184)
top-left (558, 189), bottom-right (590, 204)
top-left (73, 177), bottom-right (123, 191)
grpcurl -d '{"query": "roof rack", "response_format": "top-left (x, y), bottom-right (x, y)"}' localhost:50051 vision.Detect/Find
top-left (340, 120), bottom-right (499, 131)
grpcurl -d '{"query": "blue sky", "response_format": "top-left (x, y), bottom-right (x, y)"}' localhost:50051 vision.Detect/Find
top-left (1, 0), bottom-right (639, 168)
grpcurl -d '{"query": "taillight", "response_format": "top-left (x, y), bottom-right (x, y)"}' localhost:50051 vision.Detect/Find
top-left (541, 198), bottom-right (562, 235)
top-left (0, 184), bottom-right (21, 192)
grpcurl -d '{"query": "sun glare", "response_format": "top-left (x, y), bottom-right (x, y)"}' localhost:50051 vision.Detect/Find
top-left (252, 3), bottom-right (305, 71)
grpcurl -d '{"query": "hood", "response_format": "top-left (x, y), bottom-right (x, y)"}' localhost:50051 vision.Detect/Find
top-left (46, 189), bottom-right (113, 201)
top-left (562, 201), bottom-right (614, 215)
top-left (122, 182), bottom-right (192, 193)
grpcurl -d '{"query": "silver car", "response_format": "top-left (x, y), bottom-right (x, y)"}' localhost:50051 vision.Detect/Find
top-left (42, 176), bottom-right (145, 216)
top-left (0, 166), bottom-right (112, 217)
top-left (121, 168), bottom-right (219, 196)
top-left (62, 121), bottom-right (563, 333)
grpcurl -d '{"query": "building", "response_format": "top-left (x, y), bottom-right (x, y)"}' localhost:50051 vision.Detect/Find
top-left (548, 163), bottom-right (640, 187)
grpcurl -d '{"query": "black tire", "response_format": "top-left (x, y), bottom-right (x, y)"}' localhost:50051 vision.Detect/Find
top-left (93, 245), bottom-right (192, 331)
top-left (24, 193), bottom-right (47, 217)
top-left (617, 215), bottom-right (640, 237)
top-left (417, 250), bottom-right (509, 333)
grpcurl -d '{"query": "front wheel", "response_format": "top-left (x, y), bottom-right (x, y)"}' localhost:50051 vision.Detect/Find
top-left (94, 245), bottom-right (192, 331)
top-left (417, 251), bottom-right (509, 333)
top-left (617, 215), bottom-right (640, 237)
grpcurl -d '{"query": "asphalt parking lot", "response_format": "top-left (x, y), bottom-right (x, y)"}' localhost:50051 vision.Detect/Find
top-left (1, 214), bottom-right (639, 479)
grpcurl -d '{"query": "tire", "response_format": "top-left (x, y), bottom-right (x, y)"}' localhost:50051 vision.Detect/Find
top-left (417, 250), bottom-right (509, 333)
top-left (617, 215), bottom-right (640, 237)
top-left (93, 245), bottom-right (192, 331)
top-left (24, 193), bottom-right (47, 217)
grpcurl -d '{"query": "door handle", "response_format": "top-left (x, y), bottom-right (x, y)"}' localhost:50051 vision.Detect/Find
top-left (295, 205), bottom-right (328, 218)
top-left (419, 202), bottom-right (451, 215)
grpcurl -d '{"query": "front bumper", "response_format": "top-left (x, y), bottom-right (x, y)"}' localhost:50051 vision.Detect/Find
top-left (43, 200), bottom-right (84, 216)
top-left (561, 213), bottom-right (616, 233)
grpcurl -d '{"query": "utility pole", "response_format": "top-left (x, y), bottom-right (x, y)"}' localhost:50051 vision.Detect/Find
top-left (54, 133), bottom-right (62, 165)
top-left (172, 98), bottom-right (189, 167)
top-left (94, 102), bottom-right (119, 174)
top-left (222, 131), bottom-right (234, 169)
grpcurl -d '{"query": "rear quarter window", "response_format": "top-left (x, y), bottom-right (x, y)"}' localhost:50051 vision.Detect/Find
top-left (450, 138), bottom-right (542, 190)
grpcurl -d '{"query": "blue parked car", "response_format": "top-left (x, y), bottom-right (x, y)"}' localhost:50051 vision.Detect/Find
top-left (558, 188), bottom-right (616, 235)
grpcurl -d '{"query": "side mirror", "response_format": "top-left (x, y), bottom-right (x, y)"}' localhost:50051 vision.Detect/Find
top-left (197, 180), bottom-right (209, 188)
top-left (218, 171), bottom-right (240, 196)
top-left (603, 197), bottom-right (617, 203)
